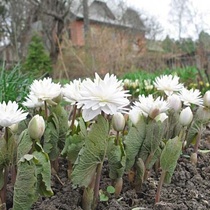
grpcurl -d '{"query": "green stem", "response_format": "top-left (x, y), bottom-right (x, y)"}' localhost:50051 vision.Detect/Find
top-left (155, 170), bottom-right (166, 203)
top-left (44, 101), bottom-right (48, 119)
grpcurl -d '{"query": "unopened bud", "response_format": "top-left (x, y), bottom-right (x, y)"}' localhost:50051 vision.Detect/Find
top-left (112, 113), bottom-right (125, 131)
top-left (203, 90), bottom-right (210, 107)
top-left (196, 106), bottom-right (210, 121)
top-left (179, 107), bottom-right (193, 126)
top-left (28, 115), bottom-right (45, 139)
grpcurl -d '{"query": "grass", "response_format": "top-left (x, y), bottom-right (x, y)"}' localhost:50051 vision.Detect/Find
top-left (0, 63), bottom-right (34, 105)
top-left (121, 66), bottom-right (209, 97)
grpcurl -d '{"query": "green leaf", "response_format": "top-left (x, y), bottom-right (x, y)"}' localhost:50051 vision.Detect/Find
top-left (107, 138), bottom-right (126, 179)
top-left (107, 185), bottom-right (115, 194)
top-left (17, 129), bottom-right (33, 161)
top-left (134, 158), bottom-right (145, 187)
top-left (124, 117), bottom-right (146, 171)
top-left (61, 133), bottom-right (85, 163)
top-left (51, 104), bottom-right (69, 149)
top-left (78, 117), bottom-right (88, 137)
top-left (13, 145), bottom-right (53, 210)
top-left (43, 121), bottom-right (60, 161)
top-left (61, 118), bottom-right (86, 163)
top-left (138, 120), bottom-right (166, 164)
top-left (32, 144), bottom-right (53, 197)
top-left (99, 193), bottom-right (109, 202)
top-left (164, 110), bottom-right (182, 140)
top-left (0, 134), bottom-right (17, 167)
top-left (185, 119), bottom-right (203, 147)
top-left (71, 116), bottom-right (109, 187)
top-left (160, 136), bottom-right (182, 183)
top-left (13, 155), bottom-right (38, 210)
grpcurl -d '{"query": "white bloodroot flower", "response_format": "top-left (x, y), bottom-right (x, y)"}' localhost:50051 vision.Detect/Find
top-left (154, 74), bottom-right (183, 96)
top-left (77, 73), bottom-right (130, 122)
top-left (62, 79), bottom-right (83, 106)
top-left (0, 101), bottom-right (28, 127)
top-left (131, 94), bottom-right (169, 120)
top-left (29, 77), bottom-right (61, 102)
top-left (23, 92), bottom-right (44, 108)
top-left (179, 87), bottom-right (203, 106)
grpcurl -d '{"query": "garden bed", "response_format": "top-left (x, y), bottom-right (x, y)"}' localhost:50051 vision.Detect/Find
top-left (30, 130), bottom-right (210, 210)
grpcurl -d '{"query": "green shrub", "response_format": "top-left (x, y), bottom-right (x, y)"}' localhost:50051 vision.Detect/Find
top-left (23, 34), bottom-right (52, 78)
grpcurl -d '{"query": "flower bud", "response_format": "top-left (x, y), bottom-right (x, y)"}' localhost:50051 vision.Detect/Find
top-left (203, 90), bottom-right (210, 107)
top-left (28, 115), bottom-right (45, 139)
top-left (112, 113), bottom-right (125, 131)
top-left (167, 94), bottom-right (182, 111)
top-left (179, 107), bottom-right (193, 126)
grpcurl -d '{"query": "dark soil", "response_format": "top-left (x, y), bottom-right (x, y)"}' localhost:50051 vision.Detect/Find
top-left (31, 131), bottom-right (210, 210)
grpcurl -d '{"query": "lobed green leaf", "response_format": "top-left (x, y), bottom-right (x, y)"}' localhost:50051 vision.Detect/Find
top-left (71, 116), bottom-right (109, 187)
top-left (124, 117), bottom-right (146, 171)
top-left (160, 136), bottom-right (182, 183)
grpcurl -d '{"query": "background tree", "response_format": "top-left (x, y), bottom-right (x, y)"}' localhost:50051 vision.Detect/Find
top-left (162, 35), bottom-right (177, 53)
top-left (23, 34), bottom-right (52, 78)
top-left (176, 38), bottom-right (196, 54)
top-left (169, 0), bottom-right (191, 40)
top-left (0, 0), bottom-right (74, 63)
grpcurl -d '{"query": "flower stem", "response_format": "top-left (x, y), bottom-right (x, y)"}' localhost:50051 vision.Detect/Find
top-left (0, 167), bottom-right (8, 205)
top-left (70, 104), bottom-right (77, 132)
top-left (143, 152), bottom-right (154, 181)
top-left (4, 127), bottom-right (9, 149)
top-left (44, 101), bottom-right (48, 119)
top-left (155, 170), bottom-right (166, 203)
top-left (92, 163), bottom-right (103, 210)
top-left (11, 165), bottom-right (17, 185)
top-left (194, 130), bottom-right (202, 154)
top-left (115, 131), bottom-right (120, 145)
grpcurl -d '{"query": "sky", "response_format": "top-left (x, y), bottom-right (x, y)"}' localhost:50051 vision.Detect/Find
top-left (125, 0), bottom-right (210, 40)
